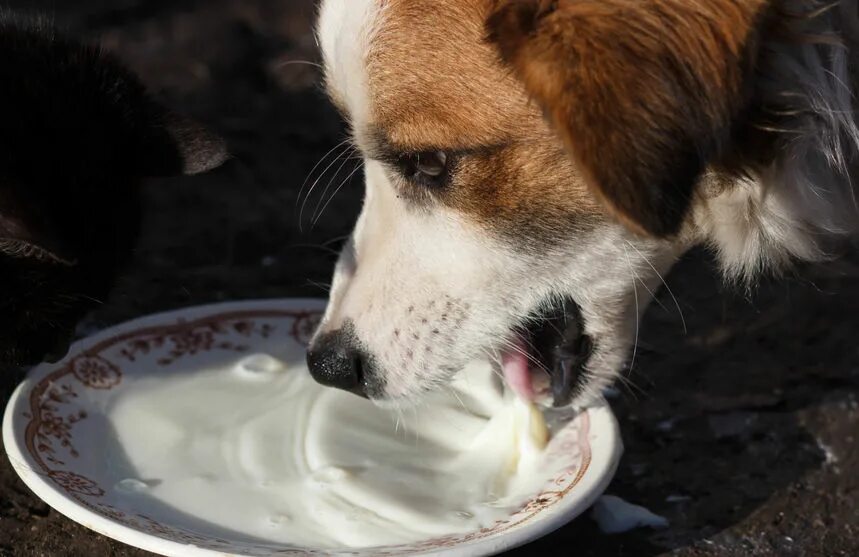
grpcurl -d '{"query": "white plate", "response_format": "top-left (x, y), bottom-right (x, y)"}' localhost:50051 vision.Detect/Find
top-left (3, 299), bottom-right (622, 557)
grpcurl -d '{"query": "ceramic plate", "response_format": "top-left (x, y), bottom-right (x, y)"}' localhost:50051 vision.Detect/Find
top-left (3, 299), bottom-right (622, 557)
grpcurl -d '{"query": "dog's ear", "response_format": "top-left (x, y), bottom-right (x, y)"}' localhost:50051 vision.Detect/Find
top-left (136, 109), bottom-right (229, 178)
top-left (487, 0), bottom-right (769, 237)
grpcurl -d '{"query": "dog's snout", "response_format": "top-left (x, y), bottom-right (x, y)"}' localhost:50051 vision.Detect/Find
top-left (306, 328), bottom-right (370, 398)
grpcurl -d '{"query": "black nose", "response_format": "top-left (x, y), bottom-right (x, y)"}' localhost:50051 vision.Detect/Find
top-left (306, 328), bottom-right (369, 398)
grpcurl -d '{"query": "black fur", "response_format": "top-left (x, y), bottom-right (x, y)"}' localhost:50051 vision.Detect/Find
top-left (0, 14), bottom-right (227, 366)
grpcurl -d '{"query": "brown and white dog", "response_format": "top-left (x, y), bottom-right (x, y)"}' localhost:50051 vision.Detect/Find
top-left (306, 0), bottom-right (859, 409)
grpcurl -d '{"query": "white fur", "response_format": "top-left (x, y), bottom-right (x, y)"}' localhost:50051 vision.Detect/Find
top-left (316, 0), bottom-right (381, 125)
top-left (694, 173), bottom-right (831, 280)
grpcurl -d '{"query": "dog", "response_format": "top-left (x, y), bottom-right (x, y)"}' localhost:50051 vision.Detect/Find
top-left (306, 0), bottom-right (858, 408)
top-left (0, 13), bottom-right (226, 366)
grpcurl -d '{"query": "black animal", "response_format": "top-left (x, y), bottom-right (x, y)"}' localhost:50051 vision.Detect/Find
top-left (0, 14), bottom-right (226, 365)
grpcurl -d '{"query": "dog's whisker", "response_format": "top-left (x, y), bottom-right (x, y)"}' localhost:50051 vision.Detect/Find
top-left (605, 370), bottom-right (643, 401)
top-left (411, 404), bottom-right (420, 446)
top-left (446, 385), bottom-right (469, 415)
top-left (311, 146), bottom-right (358, 224)
top-left (273, 59), bottom-right (324, 70)
top-left (587, 350), bottom-right (646, 400)
top-left (296, 138), bottom-right (351, 212)
top-left (305, 280), bottom-right (331, 293)
top-left (612, 368), bottom-right (647, 400)
top-left (283, 242), bottom-right (342, 256)
top-left (513, 335), bottom-right (553, 376)
top-left (322, 234), bottom-right (352, 247)
top-left (312, 161), bottom-right (364, 229)
top-left (632, 272), bottom-right (668, 315)
top-left (304, 143), bottom-right (355, 220)
top-left (624, 240), bottom-right (688, 334)
top-left (299, 142), bottom-right (354, 231)
top-left (483, 346), bottom-right (509, 386)
top-left (497, 336), bottom-right (551, 376)
top-left (621, 244), bottom-right (641, 378)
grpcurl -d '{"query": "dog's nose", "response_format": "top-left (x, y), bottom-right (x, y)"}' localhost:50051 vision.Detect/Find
top-left (306, 329), bottom-right (369, 398)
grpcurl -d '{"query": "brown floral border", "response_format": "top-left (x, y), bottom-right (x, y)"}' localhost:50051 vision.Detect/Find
top-left (16, 307), bottom-right (593, 556)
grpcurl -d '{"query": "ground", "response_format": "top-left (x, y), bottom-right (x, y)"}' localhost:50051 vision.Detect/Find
top-left (0, 1), bottom-right (857, 556)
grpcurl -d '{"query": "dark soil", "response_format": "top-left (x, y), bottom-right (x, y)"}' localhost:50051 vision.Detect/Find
top-left (1, 1), bottom-right (857, 556)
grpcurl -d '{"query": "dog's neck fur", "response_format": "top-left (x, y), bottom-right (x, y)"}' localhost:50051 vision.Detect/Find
top-left (693, 0), bottom-right (859, 281)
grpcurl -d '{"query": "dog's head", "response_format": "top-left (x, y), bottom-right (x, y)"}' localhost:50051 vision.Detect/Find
top-left (308, 0), bottom-right (857, 406)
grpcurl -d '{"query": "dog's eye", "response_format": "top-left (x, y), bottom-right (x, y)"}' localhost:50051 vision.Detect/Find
top-left (397, 151), bottom-right (450, 186)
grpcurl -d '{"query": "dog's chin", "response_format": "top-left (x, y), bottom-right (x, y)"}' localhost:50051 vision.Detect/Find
top-left (499, 298), bottom-right (594, 408)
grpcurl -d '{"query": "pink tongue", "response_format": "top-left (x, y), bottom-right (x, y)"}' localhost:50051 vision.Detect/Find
top-left (502, 335), bottom-right (534, 401)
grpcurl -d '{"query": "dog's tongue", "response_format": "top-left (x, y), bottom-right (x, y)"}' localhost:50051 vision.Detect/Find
top-left (501, 335), bottom-right (534, 401)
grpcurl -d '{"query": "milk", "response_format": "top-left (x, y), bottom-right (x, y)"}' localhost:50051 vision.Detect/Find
top-left (107, 355), bottom-right (548, 548)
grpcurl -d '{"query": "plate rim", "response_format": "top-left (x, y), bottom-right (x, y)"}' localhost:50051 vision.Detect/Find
top-left (3, 298), bottom-right (622, 557)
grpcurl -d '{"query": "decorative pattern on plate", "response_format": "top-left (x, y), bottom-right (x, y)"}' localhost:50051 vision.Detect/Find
top-left (72, 356), bottom-right (122, 389)
top-left (14, 305), bottom-right (596, 556)
top-left (118, 319), bottom-right (278, 365)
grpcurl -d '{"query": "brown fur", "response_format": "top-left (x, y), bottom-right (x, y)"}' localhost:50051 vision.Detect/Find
top-left (367, 1), bottom-right (531, 150)
top-left (363, 0), bottom-right (605, 244)
top-left (486, 0), bottom-right (771, 237)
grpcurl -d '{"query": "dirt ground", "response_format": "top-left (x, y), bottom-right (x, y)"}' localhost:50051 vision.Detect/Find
top-left (1, 1), bottom-right (857, 556)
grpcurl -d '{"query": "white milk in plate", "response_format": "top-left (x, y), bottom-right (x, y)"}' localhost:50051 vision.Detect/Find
top-left (107, 355), bottom-right (550, 548)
